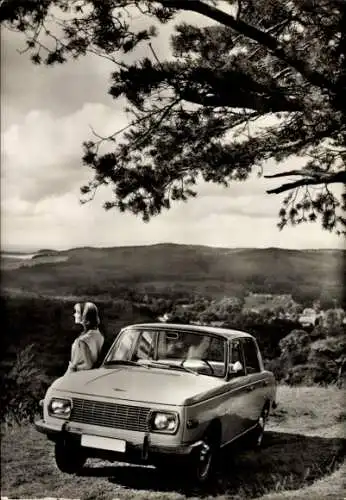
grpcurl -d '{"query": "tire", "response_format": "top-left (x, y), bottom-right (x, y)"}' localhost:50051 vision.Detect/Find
top-left (55, 441), bottom-right (86, 474)
top-left (187, 430), bottom-right (220, 485)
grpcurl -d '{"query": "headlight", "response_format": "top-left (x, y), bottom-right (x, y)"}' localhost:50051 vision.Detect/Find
top-left (48, 398), bottom-right (72, 419)
top-left (150, 412), bottom-right (179, 434)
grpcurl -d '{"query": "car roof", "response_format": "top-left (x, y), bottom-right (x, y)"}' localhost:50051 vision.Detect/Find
top-left (123, 322), bottom-right (254, 340)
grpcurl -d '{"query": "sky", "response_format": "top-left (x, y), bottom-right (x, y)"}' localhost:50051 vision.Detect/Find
top-left (1, 5), bottom-right (344, 252)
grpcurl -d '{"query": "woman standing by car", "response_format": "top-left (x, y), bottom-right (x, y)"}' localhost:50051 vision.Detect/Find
top-left (65, 302), bottom-right (104, 374)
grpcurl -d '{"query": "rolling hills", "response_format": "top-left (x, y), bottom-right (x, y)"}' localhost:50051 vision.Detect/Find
top-left (2, 244), bottom-right (344, 305)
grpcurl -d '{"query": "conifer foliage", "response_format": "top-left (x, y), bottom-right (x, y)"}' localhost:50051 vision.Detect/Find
top-left (1, 0), bottom-right (345, 232)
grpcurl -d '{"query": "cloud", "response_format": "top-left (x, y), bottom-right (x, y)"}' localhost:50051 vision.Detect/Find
top-left (1, 10), bottom-right (344, 252)
top-left (1, 29), bottom-right (117, 127)
top-left (2, 101), bottom-right (343, 251)
top-left (0, 8), bottom-right (214, 128)
top-left (2, 102), bottom-right (129, 204)
top-left (2, 184), bottom-right (341, 251)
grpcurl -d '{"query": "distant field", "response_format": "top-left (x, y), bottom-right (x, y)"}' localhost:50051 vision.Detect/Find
top-left (1, 244), bottom-right (344, 304)
top-left (1, 255), bottom-right (69, 270)
top-left (1, 385), bottom-right (345, 500)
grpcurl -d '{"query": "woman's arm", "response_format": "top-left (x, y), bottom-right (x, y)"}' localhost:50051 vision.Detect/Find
top-left (78, 340), bottom-right (93, 369)
top-left (69, 339), bottom-right (93, 371)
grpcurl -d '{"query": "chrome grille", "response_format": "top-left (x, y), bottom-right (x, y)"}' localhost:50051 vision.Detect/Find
top-left (70, 398), bottom-right (151, 432)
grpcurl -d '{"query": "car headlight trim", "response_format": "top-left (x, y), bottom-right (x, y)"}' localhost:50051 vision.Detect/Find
top-left (48, 397), bottom-right (72, 418)
top-left (150, 411), bottom-right (179, 434)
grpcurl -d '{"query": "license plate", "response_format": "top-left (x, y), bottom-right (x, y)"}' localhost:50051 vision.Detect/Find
top-left (81, 434), bottom-right (126, 453)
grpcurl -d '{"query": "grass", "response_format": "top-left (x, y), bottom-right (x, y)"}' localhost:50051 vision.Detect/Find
top-left (1, 385), bottom-right (345, 500)
top-left (259, 463), bottom-right (346, 500)
top-left (267, 385), bottom-right (346, 438)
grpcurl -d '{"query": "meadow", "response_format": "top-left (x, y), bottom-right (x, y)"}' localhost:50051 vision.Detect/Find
top-left (1, 386), bottom-right (345, 500)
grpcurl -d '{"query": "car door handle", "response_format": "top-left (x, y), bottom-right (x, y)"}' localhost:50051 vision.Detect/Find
top-left (246, 385), bottom-right (254, 392)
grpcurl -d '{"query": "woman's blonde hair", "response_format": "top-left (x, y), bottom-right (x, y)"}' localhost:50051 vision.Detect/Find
top-left (74, 302), bottom-right (100, 328)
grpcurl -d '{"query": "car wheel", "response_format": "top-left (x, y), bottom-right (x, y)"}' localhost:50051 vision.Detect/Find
top-left (188, 432), bottom-right (219, 484)
top-left (55, 441), bottom-right (86, 474)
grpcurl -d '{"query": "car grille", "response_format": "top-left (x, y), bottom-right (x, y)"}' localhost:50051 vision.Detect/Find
top-left (70, 398), bottom-right (151, 432)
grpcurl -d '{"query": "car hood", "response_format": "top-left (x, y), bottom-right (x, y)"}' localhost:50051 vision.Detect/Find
top-left (51, 366), bottom-right (225, 406)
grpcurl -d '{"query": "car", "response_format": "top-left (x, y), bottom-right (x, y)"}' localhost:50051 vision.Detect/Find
top-left (35, 323), bottom-right (277, 484)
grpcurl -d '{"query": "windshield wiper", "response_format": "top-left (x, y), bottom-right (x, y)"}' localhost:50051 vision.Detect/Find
top-left (103, 359), bottom-right (198, 375)
top-left (145, 360), bottom-right (199, 376)
top-left (103, 360), bottom-right (150, 369)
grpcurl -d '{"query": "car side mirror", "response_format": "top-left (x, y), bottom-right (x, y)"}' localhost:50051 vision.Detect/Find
top-left (229, 361), bottom-right (243, 376)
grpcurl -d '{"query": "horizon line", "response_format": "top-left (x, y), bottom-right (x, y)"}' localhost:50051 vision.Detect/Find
top-left (2, 242), bottom-right (344, 254)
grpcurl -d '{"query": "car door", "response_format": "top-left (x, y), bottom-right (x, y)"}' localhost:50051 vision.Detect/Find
top-left (222, 339), bottom-right (250, 443)
top-left (240, 337), bottom-right (266, 429)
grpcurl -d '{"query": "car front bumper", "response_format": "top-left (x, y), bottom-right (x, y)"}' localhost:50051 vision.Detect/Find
top-left (35, 419), bottom-right (203, 463)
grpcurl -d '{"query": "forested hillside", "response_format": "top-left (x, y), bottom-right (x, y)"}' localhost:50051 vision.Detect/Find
top-left (2, 245), bottom-right (344, 306)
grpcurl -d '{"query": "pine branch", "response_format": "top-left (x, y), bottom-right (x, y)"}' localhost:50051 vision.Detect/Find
top-left (265, 170), bottom-right (346, 194)
top-left (159, 0), bottom-right (334, 92)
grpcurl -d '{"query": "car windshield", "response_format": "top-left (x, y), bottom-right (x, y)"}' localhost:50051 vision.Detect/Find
top-left (104, 328), bottom-right (227, 378)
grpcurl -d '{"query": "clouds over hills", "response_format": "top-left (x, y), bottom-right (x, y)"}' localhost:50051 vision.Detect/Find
top-left (1, 23), bottom-right (343, 251)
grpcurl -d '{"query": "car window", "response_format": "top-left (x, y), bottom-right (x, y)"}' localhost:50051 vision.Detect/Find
top-left (208, 336), bottom-right (226, 362)
top-left (112, 329), bottom-right (139, 361)
top-left (106, 328), bottom-right (226, 377)
top-left (133, 330), bottom-right (156, 360)
top-left (158, 332), bottom-right (225, 363)
top-left (229, 340), bottom-right (245, 376)
top-left (159, 332), bottom-right (226, 377)
top-left (242, 339), bottom-right (261, 374)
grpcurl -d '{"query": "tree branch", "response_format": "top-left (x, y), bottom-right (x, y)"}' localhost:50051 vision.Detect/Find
top-left (178, 85), bottom-right (301, 112)
top-left (159, 0), bottom-right (334, 92)
top-left (264, 169), bottom-right (324, 179)
top-left (266, 170), bottom-right (346, 194)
